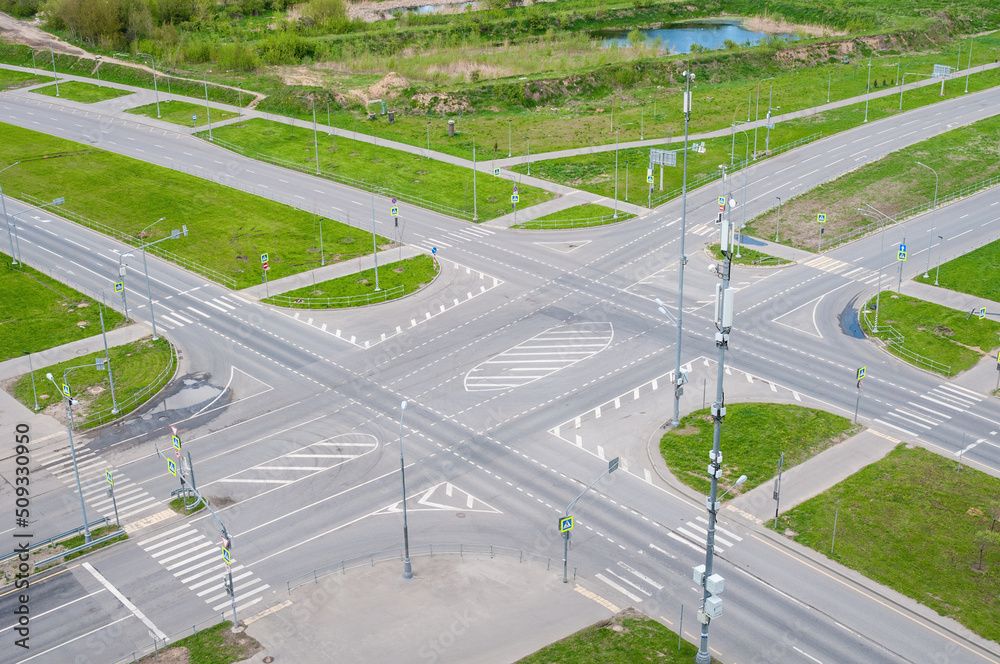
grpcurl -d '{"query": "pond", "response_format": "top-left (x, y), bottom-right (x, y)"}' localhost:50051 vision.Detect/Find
top-left (599, 20), bottom-right (799, 53)
top-left (390, 2), bottom-right (479, 14)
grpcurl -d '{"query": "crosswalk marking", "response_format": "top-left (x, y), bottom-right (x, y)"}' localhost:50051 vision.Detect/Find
top-left (803, 255), bottom-right (878, 282)
top-left (882, 384), bottom-right (982, 436)
top-left (595, 573), bottom-right (645, 603)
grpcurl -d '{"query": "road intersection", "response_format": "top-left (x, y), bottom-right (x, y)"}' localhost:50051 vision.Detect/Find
top-left (2, 75), bottom-right (1000, 664)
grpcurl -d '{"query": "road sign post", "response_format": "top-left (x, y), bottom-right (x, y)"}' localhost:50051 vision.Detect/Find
top-left (854, 367), bottom-right (865, 423)
top-left (106, 470), bottom-right (119, 526)
top-left (261, 252), bottom-right (270, 297)
top-left (562, 457), bottom-right (619, 583)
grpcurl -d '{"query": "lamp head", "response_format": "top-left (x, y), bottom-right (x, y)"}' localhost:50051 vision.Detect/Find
top-left (401, 400), bottom-right (407, 410)
top-left (735, 474), bottom-right (748, 486)
top-left (46, 372), bottom-right (54, 381)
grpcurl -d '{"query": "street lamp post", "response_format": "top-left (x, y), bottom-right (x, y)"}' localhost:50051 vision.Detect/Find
top-left (775, 196), bottom-right (781, 242)
top-left (526, 137), bottom-right (530, 177)
top-left (139, 218), bottom-right (188, 340)
top-left (613, 123), bottom-right (633, 218)
top-left (563, 457), bottom-right (619, 583)
top-left (507, 120), bottom-right (512, 157)
top-left (203, 70), bottom-right (213, 141)
top-left (49, 47), bottom-right (59, 96)
top-left (0, 161), bottom-right (21, 264)
top-left (138, 53), bottom-right (161, 118)
top-left (915, 161), bottom-right (938, 277)
top-left (426, 121), bottom-right (431, 160)
top-left (858, 204), bottom-right (906, 329)
top-left (312, 98), bottom-right (320, 174)
top-left (934, 235), bottom-right (943, 285)
top-left (456, 132), bottom-right (478, 220)
top-left (397, 401), bottom-right (413, 579)
top-left (95, 55), bottom-right (102, 88)
top-left (23, 351), bottom-right (38, 410)
top-left (753, 77), bottom-right (775, 158)
top-left (96, 290), bottom-right (119, 414)
top-left (46, 369), bottom-right (93, 543)
top-left (370, 191), bottom-right (381, 291)
top-left (964, 35), bottom-right (975, 93)
top-left (864, 58), bottom-right (872, 123)
top-left (117, 252), bottom-right (134, 320)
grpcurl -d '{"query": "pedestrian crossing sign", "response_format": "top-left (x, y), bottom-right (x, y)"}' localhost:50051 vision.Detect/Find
top-left (494, 168), bottom-right (500, 176)
top-left (980, 308), bottom-right (987, 320)
top-left (260, 253), bottom-right (268, 264)
top-left (647, 175), bottom-right (654, 184)
top-left (559, 516), bottom-right (574, 533)
top-left (511, 193), bottom-right (519, 204)
top-left (114, 281), bottom-right (124, 293)
top-left (817, 213), bottom-right (826, 223)
top-left (167, 458), bottom-right (177, 477)
top-left (222, 546), bottom-right (231, 566)
top-left (897, 244), bottom-right (907, 261)
top-left (856, 366), bottom-right (866, 380)
top-left (390, 206), bottom-right (399, 217)
top-left (61, 383), bottom-right (70, 397)
top-left (106, 470), bottom-right (113, 486)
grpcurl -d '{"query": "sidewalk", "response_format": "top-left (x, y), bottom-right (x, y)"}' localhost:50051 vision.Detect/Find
top-left (235, 554), bottom-right (611, 664)
top-left (240, 245), bottom-right (422, 301)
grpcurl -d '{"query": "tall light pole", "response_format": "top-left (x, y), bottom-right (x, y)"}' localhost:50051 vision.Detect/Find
top-left (696, 168), bottom-right (742, 663)
top-left (117, 252), bottom-right (134, 320)
top-left (774, 196), bottom-right (781, 242)
top-left (934, 235), bottom-right (943, 285)
top-left (526, 137), bottom-right (530, 176)
top-left (457, 132), bottom-right (478, 220)
top-left (95, 289), bottom-right (119, 415)
top-left (397, 401), bottom-right (413, 579)
top-left (858, 204), bottom-right (906, 329)
top-left (312, 97), bottom-right (320, 174)
top-left (613, 122), bottom-right (633, 218)
top-left (915, 161), bottom-right (938, 277)
top-left (753, 77), bottom-right (774, 158)
top-left (965, 35), bottom-right (974, 93)
top-left (670, 69), bottom-right (695, 429)
top-left (139, 218), bottom-right (188, 340)
top-left (370, 191), bottom-right (380, 291)
top-left (426, 121), bottom-right (431, 160)
top-left (138, 53), bottom-right (160, 118)
top-left (864, 58), bottom-right (872, 123)
top-left (0, 161), bottom-right (21, 264)
top-left (95, 55), bottom-right (102, 88)
top-left (46, 369), bottom-right (93, 543)
top-left (203, 69), bottom-right (213, 141)
top-left (49, 47), bottom-right (59, 96)
top-left (563, 457), bottom-right (619, 583)
top-left (507, 120), bottom-right (512, 157)
top-left (23, 351), bottom-right (38, 410)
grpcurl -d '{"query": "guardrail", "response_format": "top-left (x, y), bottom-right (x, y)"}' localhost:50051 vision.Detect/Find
top-left (650, 132), bottom-right (823, 209)
top-left (825, 172), bottom-right (1000, 251)
top-left (80, 342), bottom-right (177, 428)
top-left (111, 613), bottom-right (230, 664)
top-left (263, 284), bottom-right (405, 309)
top-left (35, 527), bottom-right (126, 567)
top-left (516, 212), bottom-right (632, 229)
top-left (0, 517), bottom-right (110, 565)
top-left (19, 193), bottom-right (237, 288)
top-left (286, 542), bottom-right (575, 593)
top-left (203, 137), bottom-right (476, 221)
top-left (860, 309), bottom-right (952, 375)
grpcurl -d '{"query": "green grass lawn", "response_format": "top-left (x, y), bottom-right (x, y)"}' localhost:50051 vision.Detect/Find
top-left (199, 118), bottom-right (554, 222)
top-left (516, 609), bottom-right (702, 664)
top-left (775, 445), bottom-right (1000, 644)
top-left (514, 203), bottom-right (633, 229)
top-left (915, 239), bottom-right (1000, 302)
top-left (0, 261), bottom-right (127, 361)
top-left (125, 99), bottom-right (239, 127)
top-left (660, 403), bottom-right (860, 495)
top-left (0, 122), bottom-right (387, 288)
top-left (861, 292), bottom-right (1000, 375)
top-left (31, 80), bottom-right (133, 103)
top-left (743, 113), bottom-right (1000, 251)
top-left (708, 243), bottom-right (791, 266)
top-left (136, 621), bottom-right (261, 664)
top-left (264, 254), bottom-right (437, 308)
top-left (9, 336), bottom-right (174, 428)
top-left (61, 525), bottom-right (127, 562)
top-left (0, 68), bottom-right (48, 89)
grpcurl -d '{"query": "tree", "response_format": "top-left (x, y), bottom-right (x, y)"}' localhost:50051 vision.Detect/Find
top-left (988, 500), bottom-right (1000, 532)
top-left (974, 530), bottom-right (1000, 571)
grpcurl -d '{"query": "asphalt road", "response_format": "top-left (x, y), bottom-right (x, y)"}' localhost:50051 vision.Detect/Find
top-left (2, 79), bottom-right (1000, 664)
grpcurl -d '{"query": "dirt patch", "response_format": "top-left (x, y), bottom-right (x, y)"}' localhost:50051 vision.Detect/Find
top-left (933, 325), bottom-right (955, 337)
top-left (412, 91), bottom-right (472, 114)
top-left (348, 71), bottom-right (410, 106)
top-left (0, 12), bottom-right (87, 56)
top-left (743, 16), bottom-right (848, 38)
top-left (135, 626), bottom-right (262, 664)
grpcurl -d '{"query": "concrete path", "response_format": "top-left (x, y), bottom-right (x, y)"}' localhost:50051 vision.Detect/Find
top-left (234, 554), bottom-right (611, 664)
top-left (240, 245), bottom-right (422, 301)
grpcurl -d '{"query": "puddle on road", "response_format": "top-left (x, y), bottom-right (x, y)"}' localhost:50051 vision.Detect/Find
top-left (840, 296), bottom-right (866, 339)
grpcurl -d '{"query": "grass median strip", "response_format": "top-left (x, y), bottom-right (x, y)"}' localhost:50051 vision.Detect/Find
top-left (7, 336), bottom-right (174, 429)
top-left (0, 68), bottom-right (48, 89)
top-left (744, 113), bottom-right (1000, 250)
top-left (915, 238), bottom-right (1000, 302)
top-left (0, 261), bottom-right (127, 361)
top-left (516, 608), bottom-right (700, 664)
top-left (707, 243), bottom-right (791, 266)
top-left (264, 254), bottom-right (437, 308)
top-left (136, 621), bottom-right (262, 664)
top-left (660, 403), bottom-right (860, 495)
top-left (774, 444), bottom-right (1000, 644)
top-left (125, 100), bottom-right (239, 127)
top-left (199, 118), bottom-right (554, 222)
top-left (0, 122), bottom-right (387, 288)
top-left (861, 292), bottom-right (1000, 375)
top-left (514, 203), bottom-right (633, 229)
top-left (31, 80), bottom-right (133, 103)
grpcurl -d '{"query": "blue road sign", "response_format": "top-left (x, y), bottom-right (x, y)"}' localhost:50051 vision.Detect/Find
top-left (431, 247), bottom-right (437, 255)
top-left (222, 546), bottom-right (231, 565)
top-left (494, 168), bottom-right (500, 176)
top-left (897, 244), bottom-right (907, 261)
top-left (61, 382), bottom-right (70, 397)
top-left (167, 458), bottom-right (177, 477)
top-left (647, 175), bottom-right (654, 184)
top-left (106, 470), bottom-right (113, 486)
top-left (114, 281), bottom-right (123, 293)
top-left (980, 308), bottom-right (987, 320)
top-left (260, 253), bottom-right (268, 264)
top-left (192, 115), bottom-right (196, 123)
top-left (511, 193), bottom-right (519, 204)
top-left (390, 206), bottom-right (399, 216)
top-left (857, 366), bottom-right (866, 380)
top-left (391, 197), bottom-right (397, 205)
top-left (559, 516), bottom-right (574, 533)
top-left (817, 213), bottom-right (827, 223)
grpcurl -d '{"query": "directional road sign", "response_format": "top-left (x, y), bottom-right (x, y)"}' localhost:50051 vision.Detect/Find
top-left (897, 244), bottom-right (907, 261)
top-left (106, 470), bottom-right (113, 486)
top-left (817, 213), bottom-right (827, 223)
top-left (390, 206), bottom-right (399, 217)
top-left (431, 247), bottom-right (437, 255)
top-left (114, 281), bottom-right (123, 293)
top-left (559, 516), bottom-right (574, 533)
top-left (167, 458), bottom-right (177, 477)
top-left (260, 253), bottom-right (268, 264)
